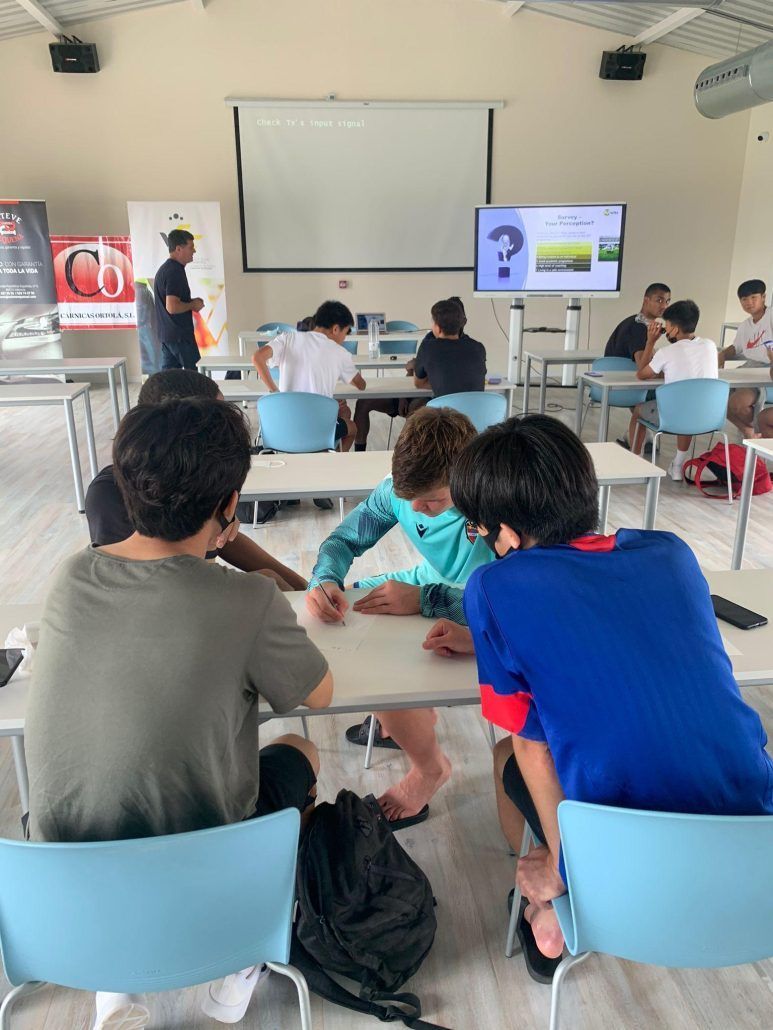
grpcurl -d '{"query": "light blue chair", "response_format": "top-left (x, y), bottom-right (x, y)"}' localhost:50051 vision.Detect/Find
top-left (0, 809), bottom-right (311, 1030)
top-left (581, 358), bottom-right (649, 436)
top-left (385, 320), bottom-right (419, 332)
top-left (427, 391), bottom-right (507, 433)
top-left (381, 321), bottom-right (420, 358)
top-left (548, 801), bottom-right (773, 1030)
top-left (257, 321), bottom-right (294, 334)
top-left (342, 338), bottom-right (358, 356)
top-left (637, 378), bottom-right (733, 503)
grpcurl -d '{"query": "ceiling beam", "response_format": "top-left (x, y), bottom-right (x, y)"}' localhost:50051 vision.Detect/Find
top-left (631, 7), bottom-right (707, 47)
top-left (503, 2), bottom-right (525, 15)
top-left (14, 0), bottom-right (64, 37)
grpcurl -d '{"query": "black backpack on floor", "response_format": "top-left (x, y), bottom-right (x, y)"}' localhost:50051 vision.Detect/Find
top-left (292, 789), bottom-right (451, 1029)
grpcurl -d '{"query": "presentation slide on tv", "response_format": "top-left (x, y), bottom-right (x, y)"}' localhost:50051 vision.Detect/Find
top-left (474, 205), bottom-right (625, 294)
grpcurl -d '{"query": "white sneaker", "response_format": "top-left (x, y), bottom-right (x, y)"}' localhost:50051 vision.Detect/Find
top-left (201, 965), bottom-right (270, 1024)
top-left (93, 992), bottom-right (151, 1029)
top-left (667, 459), bottom-right (685, 481)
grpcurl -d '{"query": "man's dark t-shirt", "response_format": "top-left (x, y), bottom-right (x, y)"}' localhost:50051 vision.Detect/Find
top-left (414, 334), bottom-right (487, 398)
top-left (604, 315), bottom-right (647, 360)
top-left (154, 257), bottom-right (195, 345)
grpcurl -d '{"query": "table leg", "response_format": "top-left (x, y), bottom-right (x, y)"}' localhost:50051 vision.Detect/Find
top-left (643, 474), bottom-right (661, 530)
top-left (11, 736), bottom-right (29, 814)
top-left (64, 399), bottom-right (86, 512)
top-left (598, 387), bottom-right (610, 443)
top-left (522, 355), bottom-right (532, 415)
top-left (730, 445), bottom-right (757, 570)
top-left (82, 386), bottom-right (98, 478)
top-left (598, 485), bottom-right (610, 534)
top-left (539, 360), bottom-right (549, 415)
top-left (106, 368), bottom-right (121, 430)
top-left (118, 361), bottom-right (130, 414)
top-left (574, 379), bottom-right (586, 436)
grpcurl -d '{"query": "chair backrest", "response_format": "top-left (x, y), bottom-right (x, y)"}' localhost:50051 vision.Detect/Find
top-left (385, 320), bottom-right (419, 332)
top-left (589, 357), bottom-right (648, 407)
top-left (0, 809), bottom-right (300, 993)
top-left (427, 391), bottom-right (507, 432)
top-left (257, 321), bottom-right (294, 335)
top-left (258, 391), bottom-right (338, 452)
top-left (342, 338), bottom-right (358, 356)
top-left (554, 801), bottom-right (773, 968)
top-left (655, 378), bottom-right (730, 436)
top-left (378, 339), bottom-right (418, 357)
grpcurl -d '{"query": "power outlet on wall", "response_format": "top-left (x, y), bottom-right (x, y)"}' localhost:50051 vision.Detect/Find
top-left (338, 279), bottom-right (348, 289)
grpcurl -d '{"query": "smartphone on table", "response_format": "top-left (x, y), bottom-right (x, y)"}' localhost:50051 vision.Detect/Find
top-left (0, 649), bottom-right (24, 688)
top-left (711, 595), bottom-right (767, 631)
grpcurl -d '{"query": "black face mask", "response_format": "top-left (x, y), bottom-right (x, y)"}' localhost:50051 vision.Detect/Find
top-left (481, 525), bottom-right (515, 560)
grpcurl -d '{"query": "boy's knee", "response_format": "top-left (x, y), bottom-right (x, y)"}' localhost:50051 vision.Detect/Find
top-left (273, 732), bottom-right (320, 776)
top-left (493, 735), bottom-right (513, 781)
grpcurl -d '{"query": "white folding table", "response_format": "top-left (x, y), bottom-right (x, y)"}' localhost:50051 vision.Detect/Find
top-left (0, 357), bottom-right (129, 430)
top-left (586, 442), bottom-right (664, 530)
top-left (731, 438), bottom-right (773, 570)
top-left (522, 350), bottom-right (602, 415)
top-left (0, 383), bottom-right (98, 511)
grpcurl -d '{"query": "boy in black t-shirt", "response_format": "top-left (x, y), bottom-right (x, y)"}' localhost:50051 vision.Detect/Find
top-left (414, 299), bottom-right (487, 398)
top-left (153, 229), bottom-right (205, 370)
top-left (604, 282), bottom-right (670, 448)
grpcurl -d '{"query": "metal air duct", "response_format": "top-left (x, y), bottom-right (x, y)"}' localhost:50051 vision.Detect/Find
top-left (695, 41), bottom-right (773, 119)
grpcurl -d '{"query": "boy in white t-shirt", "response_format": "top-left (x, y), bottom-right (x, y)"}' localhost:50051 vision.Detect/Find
top-left (718, 279), bottom-right (773, 439)
top-left (636, 299), bottom-right (718, 480)
top-left (251, 301), bottom-right (366, 451)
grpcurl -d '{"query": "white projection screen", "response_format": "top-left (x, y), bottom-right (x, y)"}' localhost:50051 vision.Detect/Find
top-left (231, 101), bottom-right (496, 272)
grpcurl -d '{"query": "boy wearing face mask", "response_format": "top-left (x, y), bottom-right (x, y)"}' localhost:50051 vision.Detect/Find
top-left (634, 299), bottom-right (718, 480)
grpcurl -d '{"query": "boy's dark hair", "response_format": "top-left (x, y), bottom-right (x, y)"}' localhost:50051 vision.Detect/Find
top-left (313, 301), bottom-right (354, 330)
top-left (430, 299), bottom-right (465, 336)
top-left (662, 299), bottom-right (699, 335)
top-left (137, 369), bottom-right (219, 406)
top-left (446, 296), bottom-right (468, 329)
top-left (644, 283), bottom-right (671, 297)
top-left (450, 414), bottom-right (598, 547)
top-left (297, 315), bottom-right (316, 331)
top-left (392, 407), bottom-right (477, 499)
top-left (113, 398), bottom-right (251, 542)
top-left (738, 279), bottom-right (766, 298)
top-left (167, 229), bottom-right (194, 252)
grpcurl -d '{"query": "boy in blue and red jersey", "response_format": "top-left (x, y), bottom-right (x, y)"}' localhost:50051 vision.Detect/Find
top-left (423, 414), bottom-right (773, 982)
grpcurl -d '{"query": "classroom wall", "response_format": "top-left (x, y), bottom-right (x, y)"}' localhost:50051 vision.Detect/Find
top-left (0, 0), bottom-right (751, 377)
top-left (725, 103), bottom-right (773, 326)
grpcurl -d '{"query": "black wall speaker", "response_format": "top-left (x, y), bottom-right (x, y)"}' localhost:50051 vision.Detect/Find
top-left (599, 50), bottom-right (646, 81)
top-left (49, 42), bottom-right (100, 74)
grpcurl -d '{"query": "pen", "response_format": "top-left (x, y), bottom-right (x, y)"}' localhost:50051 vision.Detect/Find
top-left (313, 579), bottom-right (346, 626)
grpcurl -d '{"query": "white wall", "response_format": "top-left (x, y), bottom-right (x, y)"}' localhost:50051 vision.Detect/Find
top-left (725, 104), bottom-right (773, 326)
top-left (0, 0), bottom-right (750, 375)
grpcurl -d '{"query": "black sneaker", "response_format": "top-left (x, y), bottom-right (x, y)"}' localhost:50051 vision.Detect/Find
top-left (313, 498), bottom-right (334, 510)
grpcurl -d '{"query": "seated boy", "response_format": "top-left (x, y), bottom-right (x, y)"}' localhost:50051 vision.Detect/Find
top-left (718, 279), bottom-right (773, 439)
top-left (85, 369), bottom-right (307, 588)
top-left (426, 413), bottom-right (773, 981)
top-left (635, 299), bottom-right (718, 480)
top-left (27, 398), bottom-right (333, 1028)
top-left (252, 299), bottom-right (366, 453)
top-left (306, 406), bottom-right (493, 827)
top-left (413, 298), bottom-right (486, 397)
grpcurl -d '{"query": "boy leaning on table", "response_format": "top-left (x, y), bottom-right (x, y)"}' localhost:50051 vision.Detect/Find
top-left (423, 414), bottom-right (773, 984)
top-left (718, 279), bottom-right (773, 440)
top-left (305, 406), bottom-right (494, 830)
top-left (25, 398), bottom-right (333, 1029)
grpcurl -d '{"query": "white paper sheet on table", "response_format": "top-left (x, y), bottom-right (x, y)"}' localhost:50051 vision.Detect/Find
top-left (720, 634), bottom-right (742, 657)
top-left (297, 608), bottom-right (377, 654)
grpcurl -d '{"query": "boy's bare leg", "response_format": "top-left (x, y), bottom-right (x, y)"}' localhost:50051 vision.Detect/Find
top-left (493, 737), bottom-right (525, 851)
top-left (728, 388), bottom-right (761, 439)
top-left (376, 709), bottom-right (451, 821)
top-left (270, 732), bottom-right (319, 828)
top-left (524, 901), bottom-right (565, 958)
top-left (631, 406), bottom-right (647, 455)
top-left (759, 407), bottom-right (773, 438)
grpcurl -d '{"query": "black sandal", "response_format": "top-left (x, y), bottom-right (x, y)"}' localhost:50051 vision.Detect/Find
top-left (508, 890), bottom-right (563, 984)
top-left (345, 716), bottom-right (402, 750)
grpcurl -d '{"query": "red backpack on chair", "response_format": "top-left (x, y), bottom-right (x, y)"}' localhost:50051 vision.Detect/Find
top-left (682, 442), bottom-right (772, 500)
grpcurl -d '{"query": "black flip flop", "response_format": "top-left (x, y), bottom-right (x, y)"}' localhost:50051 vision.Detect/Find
top-left (507, 890), bottom-right (563, 984)
top-left (345, 716), bottom-right (402, 750)
top-left (386, 804), bottom-right (429, 832)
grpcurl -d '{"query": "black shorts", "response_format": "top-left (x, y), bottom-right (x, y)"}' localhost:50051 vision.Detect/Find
top-left (252, 742), bottom-right (317, 818)
top-left (161, 339), bottom-right (201, 370)
top-left (335, 416), bottom-right (348, 442)
top-left (502, 754), bottom-right (546, 845)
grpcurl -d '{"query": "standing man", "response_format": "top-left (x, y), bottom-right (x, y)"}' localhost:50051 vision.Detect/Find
top-left (604, 282), bottom-right (671, 449)
top-left (154, 229), bottom-right (205, 370)
top-left (719, 279), bottom-right (773, 439)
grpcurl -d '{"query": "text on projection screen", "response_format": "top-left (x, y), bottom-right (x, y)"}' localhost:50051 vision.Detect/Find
top-left (236, 106), bottom-right (491, 270)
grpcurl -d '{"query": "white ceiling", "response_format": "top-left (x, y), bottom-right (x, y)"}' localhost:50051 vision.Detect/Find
top-left (0, 0), bottom-right (771, 59)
